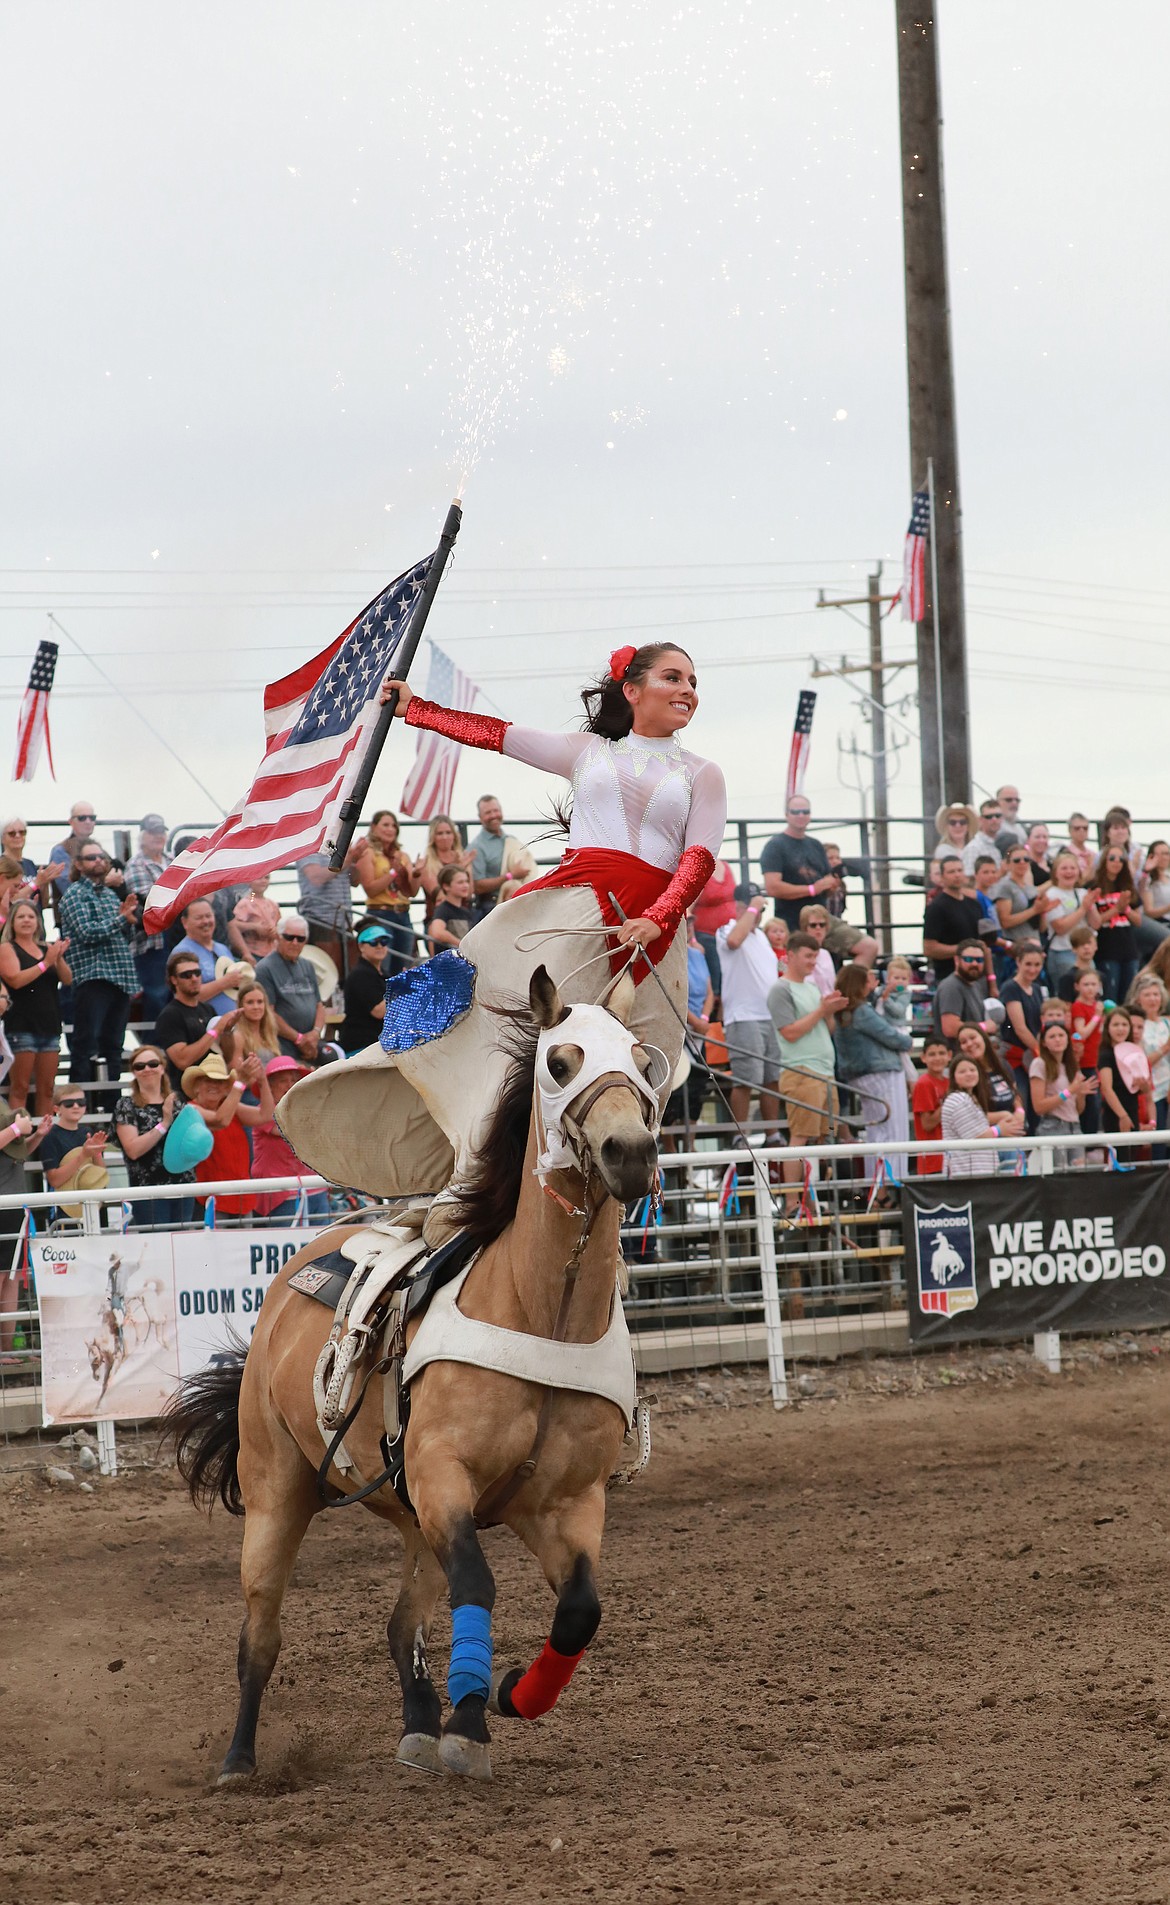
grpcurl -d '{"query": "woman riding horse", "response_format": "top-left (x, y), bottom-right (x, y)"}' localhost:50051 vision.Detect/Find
top-left (279, 642), bottom-right (727, 1202)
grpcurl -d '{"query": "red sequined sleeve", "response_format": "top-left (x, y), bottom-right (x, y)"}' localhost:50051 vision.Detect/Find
top-left (404, 698), bottom-right (510, 754)
top-left (641, 845), bottom-right (716, 943)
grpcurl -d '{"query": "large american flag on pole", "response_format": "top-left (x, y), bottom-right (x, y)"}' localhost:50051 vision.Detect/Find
top-left (12, 639), bottom-right (58, 782)
top-left (400, 643), bottom-right (480, 820)
top-left (785, 689), bottom-right (816, 805)
top-left (901, 487), bottom-right (929, 622)
top-left (143, 557), bottom-right (431, 933)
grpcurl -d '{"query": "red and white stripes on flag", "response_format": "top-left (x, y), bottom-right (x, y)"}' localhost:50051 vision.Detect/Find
top-left (400, 643), bottom-right (480, 819)
top-left (12, 640), bottom-right (58, 782)
top-left (142, 557), bottom-right (432, 934)
top-left (785, 689), bottom-right (816, 806)
top-left (901, 487), bottom-right (929, 623)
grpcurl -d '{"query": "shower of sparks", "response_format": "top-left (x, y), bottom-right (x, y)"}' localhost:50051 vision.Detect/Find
top-left (394, 1), bottom-right (839, 490)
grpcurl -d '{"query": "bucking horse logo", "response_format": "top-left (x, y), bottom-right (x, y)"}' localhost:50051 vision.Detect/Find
top-left (913, 1200), bottom-right (978, 1318)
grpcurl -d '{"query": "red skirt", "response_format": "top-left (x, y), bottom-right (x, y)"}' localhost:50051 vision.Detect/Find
top-left (513, 848), bottom-right (673, 980)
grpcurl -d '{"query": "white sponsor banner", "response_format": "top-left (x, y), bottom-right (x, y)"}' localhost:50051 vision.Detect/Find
top-left (33, 1229), bottom-right (312, 1425)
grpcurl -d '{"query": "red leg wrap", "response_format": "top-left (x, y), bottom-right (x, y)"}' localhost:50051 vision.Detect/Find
top-left (508, 1639), bottom-right (585, 1720)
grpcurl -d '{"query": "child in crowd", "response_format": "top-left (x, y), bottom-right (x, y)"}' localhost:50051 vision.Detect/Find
top-left (878, 955), bottom-right (918, 1085)
top-left (796, 905), bottom-right (836, 996)
top-left (973, 855), bottom-right (1013, 963)
top-left (250, 1056), bottom-right (331, 1222)
top-left (1097, 1005), bottom-right (1150, 1141)
top-left (1056, 926), bottom-right (1099, 1002)
top-left (1125, 1003), bottom-right (1156, 1137)
top-left (911, 1037), bottom-right (950, 1175)
top-left (955, 1022), bottom-right (1024, 1122)
top-left (1133, 973), bottom-right (1170, 1157)
top-left (1069, 969), bottom-right (1105, 1138)
top-left (1029, 1021), bottom-right (1092, 1169)
top-left (763, 916), bottom-right (788, 972)
top-left (942, 1056), bottom-right (1024, 1177)
top-left (1040, 995), bottom-right (1071, 1030)
top-left (182, 1051), bottom-right (274, 1216)
top-left (428, 863), bottom-right (476, 951)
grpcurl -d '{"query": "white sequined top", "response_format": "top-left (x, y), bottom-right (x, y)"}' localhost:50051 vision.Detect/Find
top-left (501, 727), bottom-right (727, 872)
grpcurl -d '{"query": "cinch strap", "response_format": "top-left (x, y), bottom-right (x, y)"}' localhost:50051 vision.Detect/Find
top-left (448, 1603), bottom-right (493, 1706)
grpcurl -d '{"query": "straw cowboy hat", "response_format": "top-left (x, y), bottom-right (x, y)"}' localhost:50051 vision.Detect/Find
top-left (181, 1050), bottom-right (232, 1099)
top-left (52, 1148), bottom-right (110, 1221)
top-left (935, 801), bottom-right (979, 837)
top-left (214, 955), bottom-right (255, 1000)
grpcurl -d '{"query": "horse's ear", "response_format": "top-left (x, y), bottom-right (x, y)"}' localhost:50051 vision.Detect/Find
top-left (607, 968), bottom-right (636, 1026)
top-left (529, 964), bottom-right (569, 1030)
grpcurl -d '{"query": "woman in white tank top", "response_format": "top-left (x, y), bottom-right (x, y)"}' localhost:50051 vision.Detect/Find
top-left (280, 645), bottom-right (729, 1200)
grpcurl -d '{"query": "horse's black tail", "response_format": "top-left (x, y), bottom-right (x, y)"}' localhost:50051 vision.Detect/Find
top-left (160, 1345), bottom-right (247, 1517)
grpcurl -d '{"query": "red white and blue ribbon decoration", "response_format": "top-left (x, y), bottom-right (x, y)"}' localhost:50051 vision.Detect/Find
top-left (785, 689), bottom-right (816, 806)
top-left (12, 639), bottom-right (57, 783)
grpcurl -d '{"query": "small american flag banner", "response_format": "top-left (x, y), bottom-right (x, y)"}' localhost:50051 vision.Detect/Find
top-left (901, 487), bottom-right (929, 622)
top-left (785, 689), bottom-right (816, 805)
top-left (400, 643), bottom-right (480, 820)
top-left (12, 639), bottom-right (58, 782)
top-left (143, 557), bottom-right (432, 933)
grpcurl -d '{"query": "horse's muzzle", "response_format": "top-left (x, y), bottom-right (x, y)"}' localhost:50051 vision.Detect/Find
top-left (596, 1128), bottom-right (658, 1206)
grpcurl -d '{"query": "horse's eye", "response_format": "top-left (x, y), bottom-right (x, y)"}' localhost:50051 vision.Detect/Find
top-left (549, 1056), bottom-right (570, 1082)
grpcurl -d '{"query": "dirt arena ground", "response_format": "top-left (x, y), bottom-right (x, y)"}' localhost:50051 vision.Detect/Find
top-left (3, 1342), bottom-right (1170, 1905)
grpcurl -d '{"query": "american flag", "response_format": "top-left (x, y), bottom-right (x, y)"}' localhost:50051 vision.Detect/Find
top-left (400, 643), bottom-right (480, 819)
top-left (785, 689), bottom-right (816, 805)
top-left (12, 639), bottom-right (58, 782)
top-left (142, 557), bottom-right (431, 933)
top-left (901, 487), bottom-right (929, 622)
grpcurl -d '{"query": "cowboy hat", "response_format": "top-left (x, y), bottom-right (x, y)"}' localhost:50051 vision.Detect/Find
top-left (935, 801), bottom-right (979, 836)
top-left (180, 1050), bottom-right (232, 1099)
top-left (53, 1149), bottom-right (110, 1221)
top-left (163, 1102), bottom-right (215, 1173)
top-left (213, 954), bottom-right (255, 1000)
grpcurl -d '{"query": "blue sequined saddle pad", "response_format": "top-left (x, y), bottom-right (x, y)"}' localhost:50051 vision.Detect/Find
top-left (379, 950), bottom-right (476, 1053)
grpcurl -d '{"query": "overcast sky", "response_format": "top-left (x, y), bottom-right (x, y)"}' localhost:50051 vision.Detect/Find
top-left (2, 1), bottom-right (1168, 858)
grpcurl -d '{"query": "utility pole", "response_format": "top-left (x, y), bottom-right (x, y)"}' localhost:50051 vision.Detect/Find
top-left (896, 2), bottom-right (970, 836)
top-left (814, 568), bottom-right (902, 951)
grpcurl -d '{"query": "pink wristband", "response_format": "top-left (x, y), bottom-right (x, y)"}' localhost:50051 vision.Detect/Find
top-left (36, 959), bottom-right (46, 975)
top-left (807, 884), bottom-right (816, 896)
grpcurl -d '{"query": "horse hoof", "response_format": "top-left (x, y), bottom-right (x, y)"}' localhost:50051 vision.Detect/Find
top-left (396, 1731), bottom-right (445, 1775)
top-left (439, 1733), bottom-right (492, 1781)
top-left (215, 1763), bottom-right (256, 1788)
top-left (488, 1668), bottom-right (522, 1717)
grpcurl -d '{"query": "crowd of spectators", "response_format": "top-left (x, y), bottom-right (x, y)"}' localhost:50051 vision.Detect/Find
top-left (0, 779), bottom-right (1166, 1272)
top-left (0, 790), bottom-right (549, 1253)
top-left (682, 785), bottom-right (1170, 1205)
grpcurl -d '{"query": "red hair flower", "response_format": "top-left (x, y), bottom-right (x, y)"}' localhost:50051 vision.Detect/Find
top-left (609, 644), bottom-right (637, 682)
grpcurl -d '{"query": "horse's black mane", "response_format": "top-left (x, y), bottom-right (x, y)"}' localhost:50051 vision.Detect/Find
top-left (445, 1004), bottom-right (539, 1253)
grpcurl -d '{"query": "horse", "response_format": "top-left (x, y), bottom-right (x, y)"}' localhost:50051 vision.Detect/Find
top-left (163, 964), bottom-right (663, 1785)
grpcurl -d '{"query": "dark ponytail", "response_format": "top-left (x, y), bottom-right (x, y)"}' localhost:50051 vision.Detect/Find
top-left (580, 642), bottom-right (694, 740)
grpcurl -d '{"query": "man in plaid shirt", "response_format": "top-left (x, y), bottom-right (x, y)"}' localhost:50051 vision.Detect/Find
top-left (60, 842), bottom-right (140, 1115)
top-left (123, 813), bottom-right (172, 1033)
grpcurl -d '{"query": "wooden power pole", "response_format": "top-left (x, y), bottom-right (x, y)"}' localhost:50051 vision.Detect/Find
top-left (896, 3), bottom-right (971, 831)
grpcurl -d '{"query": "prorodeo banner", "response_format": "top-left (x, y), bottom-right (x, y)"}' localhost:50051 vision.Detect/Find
top-left (33, 1228), bottom-right (312, 1425)
top-left (905, 1168), bottom-right (1170, 1344)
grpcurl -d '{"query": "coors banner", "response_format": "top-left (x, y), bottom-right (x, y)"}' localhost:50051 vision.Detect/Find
top-left (905, 1168), bottom-right (1170, 1345)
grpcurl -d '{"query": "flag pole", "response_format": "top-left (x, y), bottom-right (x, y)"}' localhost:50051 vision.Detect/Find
top-left (926, 458), bottom-right (946, 807)
top-left (328, 498), bottom-right (463, 870)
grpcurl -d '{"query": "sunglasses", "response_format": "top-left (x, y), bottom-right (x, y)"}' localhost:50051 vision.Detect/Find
top-left (58, 1097), bottom-right (86, 1109)
top-left (74, 813), bottom-right (96, 822)
top-left (788, 807), bottom-right (810, 816)
top-left (132, 1059), bottom-right (162, 1072)
top-left (279, 933), bottom-right (307, 944)
top-left (175, 968), bottom-right (201, 982)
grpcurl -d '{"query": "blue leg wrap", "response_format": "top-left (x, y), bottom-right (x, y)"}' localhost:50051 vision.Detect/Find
top-left (448, 1603), bottom-right (493, 1706)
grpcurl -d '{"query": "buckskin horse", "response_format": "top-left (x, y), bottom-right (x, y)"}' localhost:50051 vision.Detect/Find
top-left (163, 965), bottom-right (664, 1783)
